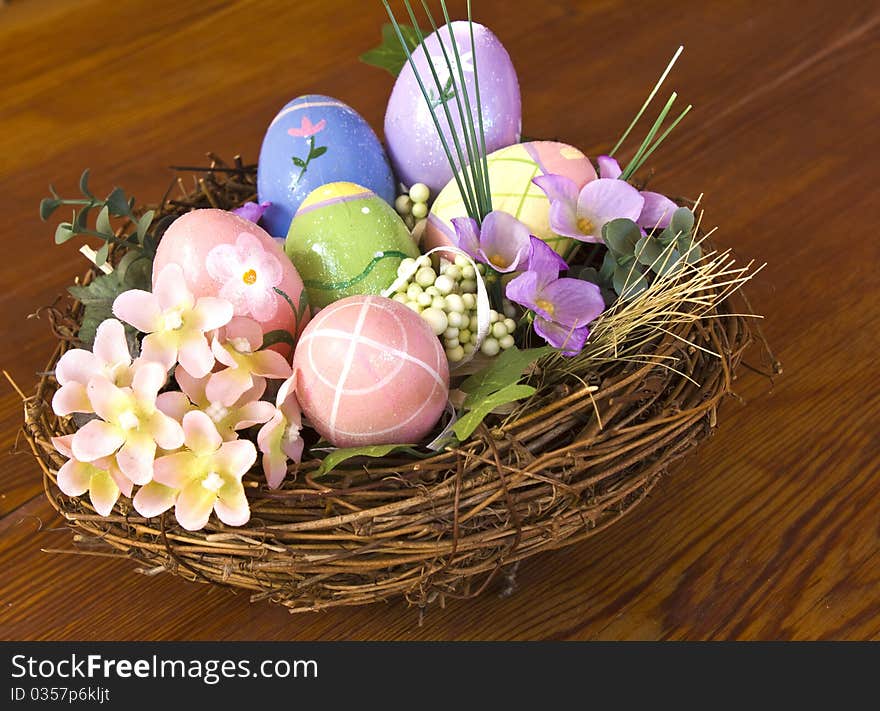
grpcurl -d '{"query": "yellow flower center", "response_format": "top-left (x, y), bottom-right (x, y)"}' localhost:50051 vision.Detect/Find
top-left (488, 254), bottom-right (509, 269)
top-left (242, 269), bottom-right (258, 285)
top-left (202, 471), bottom-right (224, 492)
top-left (162, 310), bottom-right (184, 331)
top-left (536, 298), bottom-right (555, 316)
top-left (577, 216), bottom-right (595, 234)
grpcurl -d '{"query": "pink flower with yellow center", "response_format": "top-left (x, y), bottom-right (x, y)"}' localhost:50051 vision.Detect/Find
top-left (113, 263), bottom-right (233, 378)
top-left (150, 411), bottom-right (256, 531)
top-left (205, 232), bottom-right (284, 322)
top-left (256, 374), bottom-right (304, 489)
top-left (52, 318), bottom-right (134, 416)
top-left (71, 361), bottom-right (185, 484)
top-left (157, 365), bottom-right (275, 441)
top-left (207, 317), bottom-right (293, 407)
top-left (51, 434), bottom-right (133, 516)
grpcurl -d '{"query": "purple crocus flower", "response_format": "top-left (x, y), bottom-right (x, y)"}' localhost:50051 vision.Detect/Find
top-left (450, 211), bottom-right (532, 273)
top-left (597, 155), bottom-right (680, 230)
top-left (232, 201), bottom-right (272, 224)
top-left (532, 172), bottom-right (644, 244)
top-left (505, 237), bottom-right (605, 356)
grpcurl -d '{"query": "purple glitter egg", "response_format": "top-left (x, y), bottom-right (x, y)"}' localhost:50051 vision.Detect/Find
top-left (384, 22), bottom-right (521, 195)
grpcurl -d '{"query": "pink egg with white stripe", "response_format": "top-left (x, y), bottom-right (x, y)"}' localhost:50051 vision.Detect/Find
top-left (293, 295), bottom-right (449, 447)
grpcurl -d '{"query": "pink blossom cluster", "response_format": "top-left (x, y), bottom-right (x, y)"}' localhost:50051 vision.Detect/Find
top-left (50, 264), bottom-right (304, 531)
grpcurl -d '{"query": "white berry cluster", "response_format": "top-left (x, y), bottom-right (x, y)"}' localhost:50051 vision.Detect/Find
top-left (395, 182), bottom-right (431, 230)
top-left (392, 255), bottom-right (518, 362)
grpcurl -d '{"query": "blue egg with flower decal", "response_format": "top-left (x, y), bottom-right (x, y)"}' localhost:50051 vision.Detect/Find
top-left (257, 95), bottom-right (397, 237)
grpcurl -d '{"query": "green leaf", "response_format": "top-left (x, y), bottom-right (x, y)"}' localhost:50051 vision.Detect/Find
top-left (310, 145), bottom-right (327, 159)
top-left (359, 22), bottom-right (420, 77)
top-left (79, 169), bottom-right (93, 198)
top-left (670, 207), bottom-right (694, 238)
top-left (116, 252), bottom-right (153, 289)
top-left (634, 235), bottom-right (665, 268)
top-left (460, 345), bottom-right (551, 407)
top-left (602, 218), bottom-right (642, 261)
top-left (291, 156), bottom-right (306, 168)
top-left (136, 210), bottom-right (155, 241)
top-left (105, 187), bottom-right (130, 216)
top-left (68, 270), bottom-right (137, 346)
top-left (316, 443), bottom-right (419, 476)
top-left (613, 264), bottom-right (648, 298)
top-left (54, 222), bottom-right (74, 244)
top-left (40, 198), bottom-right (62, 221)
top-left (260, 329), bottom-right (296, 350)
top-left (453, 384), bottom-right (536, 441)
top-left (73, 204), bottom-right (93, 232)
top-left (94, 242), bottom-right (110, 266)
top-left (655, 250), bottom-right (682, 278)
top-left (599, 251), bottom-right (617, 281)
top-left (95, 205), bottom-right (112, 236)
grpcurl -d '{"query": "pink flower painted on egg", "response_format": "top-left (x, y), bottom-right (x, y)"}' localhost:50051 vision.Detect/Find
top-left (287, 117), bottom-right (326, 138)
top-left (206, 232), bottom-right (284, 322)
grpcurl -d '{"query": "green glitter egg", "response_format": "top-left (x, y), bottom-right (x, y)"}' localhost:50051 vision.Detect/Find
top-left (285, 182), bottom-right (419, 308)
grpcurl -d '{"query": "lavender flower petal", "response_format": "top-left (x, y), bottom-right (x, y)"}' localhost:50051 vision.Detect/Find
top-left (534, 317), bottom-right (589, 356)
top-left (539, 278), bottom-right (605, 327)
top-left (478, 211), bottom-right (532, 273)
top-left (597, 155), bottom-right (622, 180)
top-left (577, 178), bottom-right (644, 230)
top-left (526, 237), bottom-right (568, 287)
top-left (450, 217), bottom-right (482, 261)
top-left (638, 191), bottom-right (679, 230)
top-left (504, 270), bottom-right (540, 314)
top-left (232, 201), bottom-right (271, 224)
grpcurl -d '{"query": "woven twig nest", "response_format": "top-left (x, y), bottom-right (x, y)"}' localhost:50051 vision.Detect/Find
top-left (23, 157), bottom-right (758, 613)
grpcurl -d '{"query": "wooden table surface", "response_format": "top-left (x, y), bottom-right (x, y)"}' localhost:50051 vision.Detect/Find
top-left (1, 0), bottom-right (878, 641)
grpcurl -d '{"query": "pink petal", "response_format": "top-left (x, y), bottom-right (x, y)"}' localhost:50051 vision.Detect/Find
top-left (206, 365), bottom-right (255, 407)
top-left (578, 178), bottom-right (644, 228)
top-left (156, 391), bottom-right (193, 421)
top-left (225, 317), bottom-right (263, 351)
top-left (56, 459), bottom-right (91, 496)
top-left (214, 481), bottom-right (250, 527)
top-left (533, 173), bottom-right (579, 205)
top-left (235, 232), bottom-right (265, 261)
top-left (116, 433), bottom-right (156, 485)
top-left (55, 348), bottom-right (99, 386)
top-left (177, 333), bottom-right (215, 379)
top-left (234, 400), bottom-right (276, 429)
top-left (133, 481), bottom-right (178, 518)
top-left (261, 450), bottom-right (288, 490)
top-left (191, 297), bottom-right (234, 332)
top-left (93, 319), bottom-right (131, 370)
top-left (112, 289), bottom-right (162, 333)
top-left (86, 376), bottom-right (126, 422)
top-left (275, 373), bottom-right (297, 409)
top-left (154, 263), bottom-right (194, 312)
top-left (248, 350), bottom-right (293, 379)
top-left (108, 462), bottom-right (134, 498)
top-left (237, 378), bottom-right (267, 404)
top-left (51, 434), bottom-right (75, 458)
top-left (450, 217), bottom-right (481, 258)
top-left (217, 439), bottom-right (257, 478)
top-left (52, 382), bottom-right (93, 416)
top-left (244, 284), bottom-right (279, 321)
top-left (175, 366), bottom-right (208, 405)
top-left (72, 419), bottom-right (124, 462)
top-left (132, 360), bottom-right (168, 403)
top-left (206, 243), bottom-right (241, 282)
top-left (88, 471), bottom-right (121, 516)
top-left (140, 331), bottom-right (178, 371)
top-left (153, 451), bottom-right (198, 489)
top-left (256, 413), bottom-right (283, 455)
top-left (182, 410), bottom-right (223, 455)
top-left (218, 279), bottom-right (249, 316)
top-left (173, 480), bottom-right (217, 531)
top-left (254, 249), bottom-right (284, 288)
top-left (597, 155), bottom-right (622, 180)
top-left (150, 410), bottom-right (186, 451)
top-left (638, 191), bottom-right (679, 230)
top-left (211, 338), bottom-right (237, 368)
top-left (282, 436), bottom-right (304, 465)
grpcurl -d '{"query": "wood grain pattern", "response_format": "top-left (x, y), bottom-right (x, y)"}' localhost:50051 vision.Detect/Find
top-left (1, 0), bottom-right (878, 640)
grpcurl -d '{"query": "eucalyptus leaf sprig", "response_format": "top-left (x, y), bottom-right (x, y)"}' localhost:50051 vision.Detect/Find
top-left (40, 169), bottom-right (158, 266)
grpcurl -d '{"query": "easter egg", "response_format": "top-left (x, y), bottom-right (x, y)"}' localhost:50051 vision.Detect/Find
top-left (153, 209), bottom-right (309, 352)
top-left (258, 94), bottom-right (397, 237)
top-left (384, 21), bottom-right (521, 195)
top-left (293, 295), bottom-right (449, 447)
top-left (424, 141), bottom-right (597, 256)
top-left (285, 182), bottom-right (419, 309)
